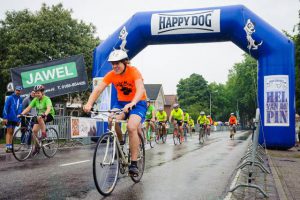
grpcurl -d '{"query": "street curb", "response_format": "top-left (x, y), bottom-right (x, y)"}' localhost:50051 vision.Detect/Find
top-left (267, 154), bottom-right (288, 200)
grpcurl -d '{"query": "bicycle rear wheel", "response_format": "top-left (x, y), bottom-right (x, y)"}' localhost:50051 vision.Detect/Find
top-left (12, 128), bottom-right (33, 161)
top-left (93, 133), bottom-right (119, 196)
top-left (131, 133), bottom-right (145, 183)
top-left (42, 127), bottom-right (59, 158)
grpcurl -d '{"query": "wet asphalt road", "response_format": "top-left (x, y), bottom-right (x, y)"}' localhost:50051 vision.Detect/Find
top-left (0, 130), bottom-right (251, 200)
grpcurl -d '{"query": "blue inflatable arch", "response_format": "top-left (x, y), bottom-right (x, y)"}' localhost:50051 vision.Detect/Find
top-left (92, 5), bottom-right (295, 149)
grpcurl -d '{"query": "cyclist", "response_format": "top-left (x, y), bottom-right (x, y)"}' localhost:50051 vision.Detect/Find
top-left (144, 98), bottom-right (156, 141)
top-left (206, 115), bottom-right (213, 135)
top-left (197, 111), bottom-right (207, 131)
top-left (188, 117), bottom-right (195, 134)
top-left (169, 103), bottom-right (184, 143)
top-left (83, 49), bottom-right (147, 176)
top-left (2, 86), bottom-right (23, 153)
top-left (155, 106), bottom-right (167, 138)
top-left (20, 85), bottom-right (55, 155)
top-left (228, 113), bottom-right (237, 139)
top-left (182, 109), bottom-right (190, 137)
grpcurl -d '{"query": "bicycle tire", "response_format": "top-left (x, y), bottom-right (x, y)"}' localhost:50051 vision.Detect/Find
top-left (162, 133), bottom-right (167, 143)
top-left (199, 129), bottom-right (204, 144)
top-left (173, 129), bottom-right (178, 145)
top-left (148, 128), bottom-right (155, 148)
top-left (42, 127), bottom-right (59, 158)
top-left (12, 128), bottom-right (33, 161)
top-left (130, 133), bottom-right (145, 183)
top-left (93, 132), bottom-right (119, 196)
top-left (178, 134), bottom-right (182, 144)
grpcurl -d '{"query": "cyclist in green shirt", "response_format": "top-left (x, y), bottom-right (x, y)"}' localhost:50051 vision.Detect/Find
top-left (197, 111), bottom-right (207, 126)
top-left (183, 109), bottom-right (190, 134)
top-left (20, 85), bottom-right (55, 155)
top-left (169, 103), bottom-right (184, 142)
top-left (188, 118), bottom-right (195, 133)
top-left (156, 106), bottom-right (167, 137)
top-left (145, 98), bottom-right (156, 139)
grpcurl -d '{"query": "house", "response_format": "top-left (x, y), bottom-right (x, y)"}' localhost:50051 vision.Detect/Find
top-left (164, 95), bottom-right (178, 117)
top-left (144, 84), bottom-right (166, 109)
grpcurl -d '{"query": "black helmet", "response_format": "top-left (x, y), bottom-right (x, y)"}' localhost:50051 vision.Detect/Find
top-left (34, 85), bottom-right (45, 92)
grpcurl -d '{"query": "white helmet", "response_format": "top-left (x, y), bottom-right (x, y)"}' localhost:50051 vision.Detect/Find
top-left (158, 106), bottom-right (164, 111)
top-left (108, 49), bottom-right (128, 62)
top-left (200, 111), bottom-right (205, 115)
top-left (230, 113), bottom-right (234, 115)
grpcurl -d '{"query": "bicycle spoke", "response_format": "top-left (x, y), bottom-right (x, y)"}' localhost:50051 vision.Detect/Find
top-left (12, 129), bottom-right (33, 161)
top-left (42, 128), bottom-right (59, 158)
top-left (93, 133), bottom-right (119, 196)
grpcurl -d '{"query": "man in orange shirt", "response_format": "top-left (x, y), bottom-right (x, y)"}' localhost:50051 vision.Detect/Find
top-left (84, 49), bottom-right (147, 176)
top-left (228, 113), bottom-right (237, 139)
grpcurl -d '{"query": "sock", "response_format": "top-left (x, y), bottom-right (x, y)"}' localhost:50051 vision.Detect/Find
top-left (131, 161), bottom-right (137, 166)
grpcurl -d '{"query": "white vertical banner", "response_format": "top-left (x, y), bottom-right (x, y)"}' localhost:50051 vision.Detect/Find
top-left (93, 77), bottom-right (112, 111)
top-left (264, 75), bottom-right (289, 126)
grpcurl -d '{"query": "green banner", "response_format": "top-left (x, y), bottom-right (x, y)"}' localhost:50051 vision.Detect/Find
top-left (21, 62), bottom-right (78, 88)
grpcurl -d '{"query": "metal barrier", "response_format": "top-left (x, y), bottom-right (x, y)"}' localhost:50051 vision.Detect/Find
top-left (229, 108), bottom-right (270, 197)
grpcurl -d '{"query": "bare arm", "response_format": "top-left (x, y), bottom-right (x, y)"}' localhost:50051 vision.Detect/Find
top-left (21, 105), bottom-right (33, 115)
top-left (83, 81), bottom-right (108, 112)
top-left (45, 106), bottom-right (51, 116)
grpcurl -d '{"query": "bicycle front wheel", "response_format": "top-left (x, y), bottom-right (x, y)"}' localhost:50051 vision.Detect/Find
top-left (131, 133), bottom-right (145, 183)
top-left (12, 128), bottom-right (33, 161)
top-left (42, 127), bottom-right (59, 158)
top-left (93, 133), bottom-right (119, 196)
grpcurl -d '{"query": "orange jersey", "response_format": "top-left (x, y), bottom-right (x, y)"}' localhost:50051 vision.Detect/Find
top-left (229, 116), bottom-right (237, 125)
top-left (103, 65), bottom-right (147, 102)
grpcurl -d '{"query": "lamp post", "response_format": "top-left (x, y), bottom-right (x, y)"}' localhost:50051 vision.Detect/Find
top-left (209, 90), bottom-right (218, 116)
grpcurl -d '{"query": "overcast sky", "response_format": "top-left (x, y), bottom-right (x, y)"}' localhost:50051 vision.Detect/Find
top-left (1, 0), bottom-right (299, 94)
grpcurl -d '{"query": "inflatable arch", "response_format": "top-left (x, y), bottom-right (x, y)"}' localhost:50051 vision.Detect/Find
top-left (92, 5), bottom-right (295, 149)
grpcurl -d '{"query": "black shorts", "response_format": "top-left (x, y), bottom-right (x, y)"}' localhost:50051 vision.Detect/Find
top-left (6, 121), bottom-right (19, 128)
top-left (34, 114), bottom-right (54, 124)
top-left (175, 120), bottom-right (183, 126)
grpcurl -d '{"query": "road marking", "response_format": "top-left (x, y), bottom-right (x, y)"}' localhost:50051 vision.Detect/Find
top-left (224, 168), bottom-right (242, 200)
top-left (60, 160), bottom-right (90, 167)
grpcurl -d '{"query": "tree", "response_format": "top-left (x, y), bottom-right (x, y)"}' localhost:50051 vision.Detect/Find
top-left (226, 54), bottom-right (257, 126)
top-left (0, 4), bottom-right (100, 113)
top-left (176, 73), bottom-right (210, 117)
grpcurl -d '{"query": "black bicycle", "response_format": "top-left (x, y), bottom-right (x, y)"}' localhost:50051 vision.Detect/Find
top-left (12, 115), bottom-right (59, 161)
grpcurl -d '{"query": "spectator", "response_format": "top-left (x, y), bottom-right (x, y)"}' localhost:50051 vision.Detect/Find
top-left (22, 91), bottom-right (36, 115)
top-left (2, 86), bottom-right (23, 153)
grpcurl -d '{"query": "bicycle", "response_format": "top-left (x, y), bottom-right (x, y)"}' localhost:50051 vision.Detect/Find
top-left (144, 119), bottom-right (155, 148)
top-left (155, 121), bottom-right (167, 144)
top-left (183, 122), bottom-right (189, 141)
top-left (12, 115), bottom-right (59, 161)
top-left (229, 124), bottom-right (236, 140)
top-left (92, 109), bottom-right (145, 196)
top-left (172, 121), bottom-right (182, 145)
top-left (198, 124), bottom-right (206, 144)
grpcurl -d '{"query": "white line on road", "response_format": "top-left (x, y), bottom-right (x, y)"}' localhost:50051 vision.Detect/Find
top-left (60, 160), bottom-right (90, 167)
top-left (224, 168), bottom-right (242, 200)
